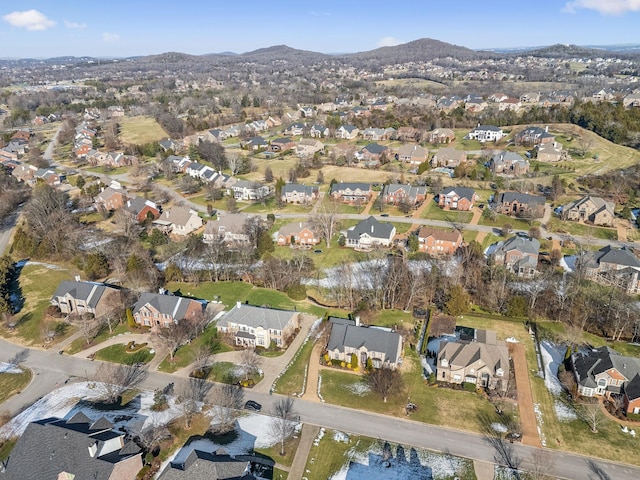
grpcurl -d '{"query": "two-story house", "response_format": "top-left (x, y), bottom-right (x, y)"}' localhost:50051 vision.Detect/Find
top-left (230, 180), bottom-right (270, 201)
top-left (345, 216), bottom-right (396, 250)
top-left (490, 235), bottom-right (540, 278)
top-left (438, 187), bottom-right (477, 211)
top-left (51, 280), bottom-right (121, 318)
top-left (561, 195), bottom-right (615, 226)
top-left (417, 227), bottom-right (462, 256)
top-left (203, 213), bottom-right (252, 245)
top-left (281, 184), bottom-right (319, 204)
top-left (217, 302), bottom-right (300, 348)
top-left (396, 145), bottom-right (428, 165)
top-left (330, 182), bottom-right (372, 204)
top-left (492, 192), bottom-right (546, 219)
top-left (466, 124), bottom-right (504, 143)
top-left (430, 148), bottom-right (467, 168)
top-left (335, 125), bottom-right (359, 140)
top-left (579, 245), bottom-right (640, 294)
top-left (489, 151), bottom-right (529, 176)
top-left (514, 126), bottom-right (555, 145)
top-left (310, 124), bottom-right (329, 138)
top-left (382, 184), bottom-right (427, 207)
top-left (159, 205), bottom-right (203, 236)
top-left (132, 292), bottom-right (205, 329)
top-left (275, 221), bottom-right (320, 246)
top-left (326, 316), bottom-right (403, 369)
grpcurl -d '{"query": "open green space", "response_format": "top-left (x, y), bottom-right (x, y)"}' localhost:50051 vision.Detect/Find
top-left (420, 201), bottom-right (474, 223)
top-left (478, 213), bottom-right (539, 231)
top-left (241, 197), bottom-right (312, 214)
top-left (3, 263), bottom-right (80, 346)
top-left (94, 344), bottom-right (155, 365)
top-left (0, 369), bottom-right (32, 404)
top-left (546, 217), bottom-right (617, 240)
top-left (118, 116), bottom-right (168, 145)
top-left (273, 337), bottom-right (316, 395)
top-left (166, 281), bottom-right (253, 306)
top-left (207, 361), bottom-right (262, 385)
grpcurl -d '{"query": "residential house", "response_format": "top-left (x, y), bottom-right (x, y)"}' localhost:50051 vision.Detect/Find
top-left (243, 136), bottom-right (268, 151)
top-left (296, 138), bottom-right (324, 157)
top-left (95, 186), bottom-right (129, 212)
top-left (437, 95), bottom-right (463, 112)
top-left (326, 316), bottom-right (403, 369)
top-left (123, 197), bottom-right (160, 223)
top-left (230, 180), bottom-right (270, 201)
top-left (203, 213), bottom-right (251, 245)
top-left (299, 106), bottom-right (315, 118)
top-left (437, 329), bottom-right (510, 392)
top-left (396, 144), bottom-right (428, 165)
top-left (438, 187), bottom-right (477, 211)
top-left (107, 106), bottom-right (125, 118)
top-left (309, 124), bottom-right (329, 138)
top-left (357, 143), bottom-right (389, 164)
top-left (10, 163), bottom-right (37, 184)
top-left (489, 151), bottom-right (529, 176)
top-left (592, 87), bottom-right (616, 102)
top-left (133, 292), bottom-right (205, 329)
top-left (417, 227), bottom-right (462, 256)
top-left (537, 142), bottom-right (564, 162)
top-left (345, 216), bottom-right (396, 249)
top-left (157, 449), bottom-right (273, 480)
top-left (490, 235), bottom-right (540, 278)
top-left (0, 414), bottom-right (142, 480)
top-left (426, 128), bottom-right (455, 144)
top-left (430, 148), bottom-right (467, 168)
top-left (275, 221), bottom-right (320, 246)
top-left (382, 184), bottom-right (427, 207)
top-left (204, 129), bottom-right (228, 143)
top-left (351, 106), bottom-right (370, 117)
top-left (572, 346), bottom-right (640, 414)
top-left (397, 126), bottom-right (421, 142)
top-left (466, 125), bottom-right (504, 143)
top-left (335, 125), bottom-right (359, 140)
top-left (330, 182), bottom-right (372, 204)
top-left (281, 183), bottom-right (319, 204)
top-left (623, 92), bottom-right (640, 109)
top-left (51, 280), bottom-right (121, 318)
top-left (159, 138), bottom-right (180, 152)
top-left (244, 120), bottom-right (268, 134)
top-left (579, 245), bottom-right (640, 294)
top-left (370, 98), bottom-right (389, 111)
top-left (159, 205), bottom-right (203, 236)
top-left (283, 123), bottom-right (305, 136)
top-left (498, 98), bottom-right (522, 112)
top-left (520, 92), bottom-right (541, 103)
top-left (186, 162), bottom-right (217, 182)
top-left (362, 128), bottom-right (394, 141)
top-left (34, 168), bottom-right (64, 186)
top-left (269, 137), bottom-right (296, 153)
top-left (217, 302), bottom-right (300, 348)
top-left (464, 96), bottom-right (488, 112)
top-left (561, 195), bottom-right (615, 226)
top-left (493, 192), bottom-right (545, 218)
top-left (515, 126), bottom-right (555, 145)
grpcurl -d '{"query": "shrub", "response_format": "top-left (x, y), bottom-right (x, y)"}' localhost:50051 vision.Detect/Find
top-left (240, 379), bottom-right (255, 388)
top-left (323, 353), bottom-right (330, 363)
top-left (285, 283), bottom-right (306, 300)
top-left (350, 353), bottom-right (358, 369)
top-left (462, 382), bottom-right (477, 392)
top-left (340, 361), bottom-right (346, 368)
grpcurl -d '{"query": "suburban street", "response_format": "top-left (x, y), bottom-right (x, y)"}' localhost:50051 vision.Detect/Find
top-left (1, 338), bottom-right (638, 480)
top-left (0, 207), bottom-right (21, 256)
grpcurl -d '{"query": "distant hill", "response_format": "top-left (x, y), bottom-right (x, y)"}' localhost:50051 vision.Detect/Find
top-left (238, 44), bottom-right (329, 63)
top-left (344, 38), bottom-right (496, 64)
top-left (523, 44), bottom-right (613, 58)
top-left (137, 52), bottom-right (202, 64)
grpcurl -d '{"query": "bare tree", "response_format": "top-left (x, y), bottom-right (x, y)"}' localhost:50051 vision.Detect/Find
top-left (8, 349), bottom-right (29, 366)
top-left (525, 449), bottom-right (555, 480)
top-left (101, 309), bottom-right (121, 335)
top-left (210, 384), bottom-right (244, 434)
top-left (154, 322), bottom-right (191, 360)
top-left (310, 202), bottom-right (340, 248)
top-left (94, 363), bottom-right (148, 404)
top-left (178, 378), bottom-right (213, 429)
top-left (270, 397), bottom-right (298, 455)
top-left (578, 402), bottom-right (605, 433)
top-left (227, 152), bottom-right (242, 176)
top-left (132, 424), bottom-right (171, 455)
top-left (240, 347), bottom-right (262, 381)
top-left (365, 365), bottom-right (403, 403)
top-left (79, 315), bottom-right (100, 345)
top-left (192, 344), bottom-right (212, 372)
top-left (576, 135), bottom-right (593, 157)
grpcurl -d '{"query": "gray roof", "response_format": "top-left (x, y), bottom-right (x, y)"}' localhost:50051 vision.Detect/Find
top-left (330, 182), bottom-right (371, 194)
top-left (563, 195), bottom-right (614, 216)
top-left (440, 186), bottom-right (475, 202)
top-left (223, 304), bottom-right (297, 330)
top-left (124, 196), bottom-right (157, 216)
top-left (491, 151), bottom-right (524, 164)
top-left (495, 191), bottom-right (546, 207)
top-left (204, 213), bottom-right (251, 237)
top-left (362, 143), bottom-right (387, 154)
top-left (157, 449), bottom-right (273, 480)
top-left (494, 236), bottom-right (540, 256)
top-left (133, 292), bottom-right (203, 320)
top-left (327, 323), bottom-right (402, 363)
top-left (52, 281), bottom-right (116, 309)
top-left (347, 216), bottom-right (395, 241)
top-left (340, 124), bottom-right (358, 133)
top-left (572, 346), bottom-right (640, 390)
top-left (162, 205), bottom-right (199, 228)
top-left (472, 124), bottom-right (501, 132)
top-left (1, 416), bottom-right (140, 480)
top-left (277, 221), bottom-right (316, 238)
top-left (383, 183), bottom-right (426, 198)
top-left (281, 183), bottom-right (317, 196)
top-left (584, 245), bottom-right (640, 269)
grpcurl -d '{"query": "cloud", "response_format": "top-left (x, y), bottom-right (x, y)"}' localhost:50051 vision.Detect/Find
top-left (64, 20), bottom-right (87, 30)
top-left (377, 36), bottom-right (403, 48)
top-left (2, 9), bottom-right (55, 31)
top-left (102, 32), bottom-right (120, 43)
top-left (563, 0), bottom-right (640, 15)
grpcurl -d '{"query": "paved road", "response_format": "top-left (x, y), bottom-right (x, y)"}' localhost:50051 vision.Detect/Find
top-left (1, 338), bottom-right (638, 480)
top-left (43, 124), bottom-right (63, 164)
top-left (0, 207), bottom-right (22, 256)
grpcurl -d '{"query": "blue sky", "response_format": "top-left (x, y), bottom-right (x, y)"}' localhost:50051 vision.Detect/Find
top-left (1, 0), bottom-right (639, 58)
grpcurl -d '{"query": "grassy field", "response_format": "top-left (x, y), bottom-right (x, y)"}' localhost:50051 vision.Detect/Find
top-left (546, 217), bottom-right (617, 240)
top-left (0, 369), bottom-right (32, 404)
top-left (3, 263), bottom-right (80, 346)
top-left (94, 344), bottom-right (155, 365)
top-left (158, 323), bottom-right (232, 373)
top-left (304, 430), bottom-right (477, 480)
top-left (478, 213), bottom-right (539, 231)
top-left (207, 361), bottom-right (262, 385)
top-left (420, 201), bottom-right (474, 223)
top-left (118, 116), bottom-right (168, 145)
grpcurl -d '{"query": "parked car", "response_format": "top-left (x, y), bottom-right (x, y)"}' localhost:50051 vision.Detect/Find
top-left (244, 400), bottom-right (262, 411)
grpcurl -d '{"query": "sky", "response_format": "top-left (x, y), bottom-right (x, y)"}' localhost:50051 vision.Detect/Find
top-left (1, 0), bottom-right (640, 58)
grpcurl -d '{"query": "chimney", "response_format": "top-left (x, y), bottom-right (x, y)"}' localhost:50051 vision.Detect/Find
top-left (236, 301), bottom-right (241, 309)
top-left (545, 125), bottom-right (549, 133)
top-left (75, 275), bottom-right (81, 282)
top-left (355, 316), bottom-right (360, 327)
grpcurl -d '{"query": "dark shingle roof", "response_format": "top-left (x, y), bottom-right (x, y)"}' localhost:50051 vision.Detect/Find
top-left (158, 449), bottom-right (273, 480)
top-left (327, 323), bottom-right (402, 363)
top-left (330, 182), bottom-right (371, 194)
top-left (133, 293), bottom-right (203, 320)
top-left (347, 216), bottom-right (395, 241)
top-left (52, 281), bottom-right (115, 309)
top-left (495, 191), bottom-right (545, 207)
top-left (440, 186), bottom-right (475, 202)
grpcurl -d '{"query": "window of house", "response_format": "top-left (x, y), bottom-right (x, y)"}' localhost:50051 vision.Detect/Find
top-left (453, 374), bottom-right (461, 382)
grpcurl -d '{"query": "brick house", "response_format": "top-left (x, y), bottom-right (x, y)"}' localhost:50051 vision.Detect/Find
top-left (382, 184), bottom-right (426, 207)
top-left (396, 144), bottom-right (428, 165)
top-left (561, 195), bottom-right (615, 226)
top-left (438, 187), bottom-right (476, 211)
top-left (490, 235), bottom-right (540, 278)
top-left (492, 192), bottom-right (546, 218)
top-left (132, 292), bottom-right (205, 329)
top-left (489, 151), bottom-right (529, 176)
top-left (123, 197), bottom-right (160, 223)
top-left (51, 280), bottom-right (121, 318)
top-left (426, 128), bottom-right (456, 144)
top-left (416, 227), bottom-right (462, 256)
top-left (579, 245), bottom-right (640, 294)
top-left (276, 221), bottom-right (320, 246)
top-left (430, 148), bottom-right (467, 168)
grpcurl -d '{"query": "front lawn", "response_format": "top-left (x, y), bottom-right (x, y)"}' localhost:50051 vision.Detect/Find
top-left (66, 323), bottom-right (131, 355)
top-left (546, 217), bottom-right (617, 240)
top-left (207, 361), bottom-right (263, 385)
top-left (420, 201), bottom-right (474, 224)
top-left (478, 213), bottom-right (539, 231)
top-left (273, 337), bottom-right (316, 395)
top-left (158, 324), bottom-right (232, 373)
top-left (0, 369), bottom-right (32, 404)
top-left (93, 344), bottom-right (155, 365)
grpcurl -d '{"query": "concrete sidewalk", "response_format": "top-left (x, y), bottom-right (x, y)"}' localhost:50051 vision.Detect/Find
top-left (288, 424), bottom-right (320, 480)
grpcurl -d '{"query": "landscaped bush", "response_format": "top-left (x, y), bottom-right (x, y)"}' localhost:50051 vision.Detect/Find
top-left (126, 341), bottom-right (149, 352)
top-left (44, 305), bottom-right (64, 318)
top-left (285, 283), bottom-right (306, 300)
top-left (462, 382), bottom-right (477, 392)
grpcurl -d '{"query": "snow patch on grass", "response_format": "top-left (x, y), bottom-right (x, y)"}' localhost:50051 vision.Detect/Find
top-left (0, 362), bottom-right (23, 374)
top-left (554, 401), bottom-right (578, 421)
top-left (540, 341), bottom-right (566, 396)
